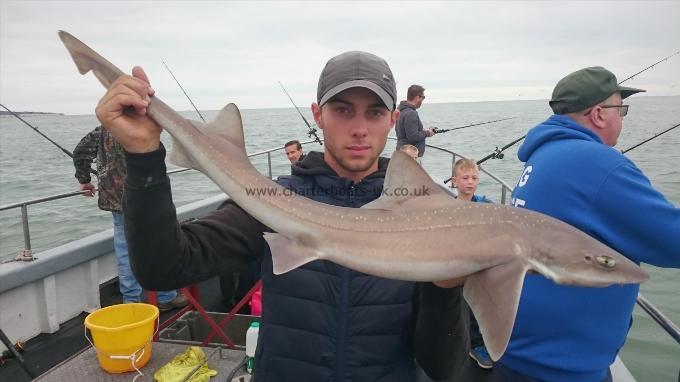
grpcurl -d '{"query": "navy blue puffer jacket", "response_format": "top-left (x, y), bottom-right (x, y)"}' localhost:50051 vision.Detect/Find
top-left (253, 151), bottom-right (418, 382)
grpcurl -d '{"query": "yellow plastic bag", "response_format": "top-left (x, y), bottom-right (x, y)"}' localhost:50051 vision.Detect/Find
top-left (153, 346), bottom-right (218, 382)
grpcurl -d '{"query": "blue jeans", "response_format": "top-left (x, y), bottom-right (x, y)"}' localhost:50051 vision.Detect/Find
top-left (112, 212), bottom-right (177, 304)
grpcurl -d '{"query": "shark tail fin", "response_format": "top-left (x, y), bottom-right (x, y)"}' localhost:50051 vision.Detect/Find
top-left (463, 260), bottom-right (528, 361)
top-left (58, 30), bottom-right (125, 89)
top-left (264, 233), bottom-right (320, 275)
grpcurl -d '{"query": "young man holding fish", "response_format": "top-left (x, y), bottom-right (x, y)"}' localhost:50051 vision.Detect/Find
top-left (94, 51), bottom-right (468, 382)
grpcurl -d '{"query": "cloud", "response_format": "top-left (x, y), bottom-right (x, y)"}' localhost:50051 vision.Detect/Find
top-left (1, 0), bottom-right (678, 115)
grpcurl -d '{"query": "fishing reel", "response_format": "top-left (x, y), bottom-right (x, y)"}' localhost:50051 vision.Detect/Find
top-left (308, 127), bottom-right (323, 146)
top-left (492, 147), bottom-right (505, 160)
top-left (0, 341), bottom-right (26, 367)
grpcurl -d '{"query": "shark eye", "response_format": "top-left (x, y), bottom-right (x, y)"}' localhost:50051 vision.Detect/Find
top-left (596, 255), bottom-right (616, 269)
top-left (584, 255), bottom-right (592, 262)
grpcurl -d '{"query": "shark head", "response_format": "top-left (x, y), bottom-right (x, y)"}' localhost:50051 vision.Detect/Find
top-left (527, 221), bottom-right (649, 287)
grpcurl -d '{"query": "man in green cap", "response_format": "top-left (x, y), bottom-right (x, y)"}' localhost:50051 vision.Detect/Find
top-left (502, 67), bottom-right (680, 382)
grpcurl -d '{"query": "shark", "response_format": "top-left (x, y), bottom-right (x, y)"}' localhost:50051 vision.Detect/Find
top-left (58, 30), bottom-right (649, 361)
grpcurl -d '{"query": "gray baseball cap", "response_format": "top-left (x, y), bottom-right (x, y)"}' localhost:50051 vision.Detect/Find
top-left (317, 51), bottom-right (397, 111)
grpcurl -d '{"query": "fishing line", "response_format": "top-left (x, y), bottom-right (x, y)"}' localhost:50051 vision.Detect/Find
top-left (162, 61), bottom-right (206, 123)
top-left (432, 117), bottom-right (515, 134)
top-left (617, 50), bottom-right (680, 84)
top-left (442, 135), bottom-right (525, 184)
top-left (446, 50), bottom-right (680, 183)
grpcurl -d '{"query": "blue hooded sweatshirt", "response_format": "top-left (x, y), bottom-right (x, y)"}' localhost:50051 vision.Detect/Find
top-left (501, 114), bottom-right (680, 382)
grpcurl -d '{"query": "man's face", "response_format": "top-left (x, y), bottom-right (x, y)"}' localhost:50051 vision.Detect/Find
top-left (285, 144), bottom-right (303, 164)
top-left (312, 87), bottom-right (398, 182)
top-left (414, 93), bottom-right (425, 109)
top-left (453, 168), bottom-right (480, 199)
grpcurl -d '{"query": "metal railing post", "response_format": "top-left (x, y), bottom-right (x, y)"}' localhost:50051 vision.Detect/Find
top-left (20, 204), bottom-right (31, 251)
top-left (636, 293), bottom-right (680, 345)
top-left (267, 153), bottom-right (273, 179)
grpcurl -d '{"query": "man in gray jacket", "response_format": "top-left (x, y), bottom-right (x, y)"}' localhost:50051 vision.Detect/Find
top-left (395, 84), bottom-right (434, 160)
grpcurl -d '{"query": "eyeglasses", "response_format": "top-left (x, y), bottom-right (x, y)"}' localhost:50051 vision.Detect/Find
top-left (583, 104), bottom-right (629, 117)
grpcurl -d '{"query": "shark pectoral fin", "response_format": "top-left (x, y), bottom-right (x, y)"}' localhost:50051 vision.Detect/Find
top-left (264, 232), bottom-right (320, 275)
top-left (463, 260), bottom-right (528, 361)
top-left (168, 123), bottom-right (201, 170)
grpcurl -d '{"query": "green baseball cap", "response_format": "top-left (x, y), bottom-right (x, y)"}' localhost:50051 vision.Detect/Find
top-left (549, 66), bottom-right (645, 114)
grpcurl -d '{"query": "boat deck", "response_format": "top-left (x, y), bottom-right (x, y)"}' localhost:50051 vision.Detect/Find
top-left (35, 342), bottom-right (248, 382)
top-left (0, 277), bottom-right (232, 382)
top-left (1, 276), bottom-right (514, 382)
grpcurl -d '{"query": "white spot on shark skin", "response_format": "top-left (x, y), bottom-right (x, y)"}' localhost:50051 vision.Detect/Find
top-left (513, 242), bottom-right (522, 256)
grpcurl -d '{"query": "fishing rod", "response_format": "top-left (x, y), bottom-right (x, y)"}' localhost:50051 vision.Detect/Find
top-left (442, 134), bottom-right (526, 184)
top-left (446, 49), bottom-right (680, 182)
top-left (617, 50), bottom-right (680, 84)
top-left (432, 117), bottom-right (515, 134)
top-left (477, 134), bottom-right (527, 164)
top-left (621, 122), bottom-right (680, 154)
top-left (0, 328), bottom-right (36, 378)
top-left (0, 103), bottom-right (74, 158)
top-left (443, 122), bottom-right (680, 184)
top-left (278, 81), bottom-right (323, 146)
top-left (162, 61), bottom-right (206, 123)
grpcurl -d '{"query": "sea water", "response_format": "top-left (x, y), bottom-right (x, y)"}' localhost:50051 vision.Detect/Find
top-left (1, 96), bottom-right (679, 380)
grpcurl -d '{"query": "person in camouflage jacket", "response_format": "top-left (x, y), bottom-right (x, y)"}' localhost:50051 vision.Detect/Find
top-left (73, 126), bottom-right (187, 310)
top-left (73, 125), bottom-right (126, 211)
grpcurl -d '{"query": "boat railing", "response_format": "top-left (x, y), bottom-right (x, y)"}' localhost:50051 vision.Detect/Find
top-left (1, 138), bottom-right (679, 350)
top-left (407, 138), bottom-right (515, 204)
top-left (0, 137), bottom-right (511, 252)
top-left (636, 293), bottom-right (680, 345)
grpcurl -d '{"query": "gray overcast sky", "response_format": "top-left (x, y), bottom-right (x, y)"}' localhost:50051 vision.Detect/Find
top-left (1, 0), bottom-right (679, 115)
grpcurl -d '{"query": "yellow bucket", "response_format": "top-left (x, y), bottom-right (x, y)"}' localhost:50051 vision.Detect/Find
top-left (84, 303), bottom-right (159, 373)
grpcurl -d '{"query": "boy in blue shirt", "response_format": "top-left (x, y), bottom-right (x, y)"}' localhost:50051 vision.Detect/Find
top-left (451, 158), bottom-right (493, 369)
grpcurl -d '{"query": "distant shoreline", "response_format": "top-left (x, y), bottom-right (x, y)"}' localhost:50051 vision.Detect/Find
top-left (0, 111), bottom-right (64, 116)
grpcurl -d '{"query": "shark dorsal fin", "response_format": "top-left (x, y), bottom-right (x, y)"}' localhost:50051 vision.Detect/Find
top-left (362, 150), bottom-right (453, 210)
top-left (168, 103), bottom-right (245, 170)
top-left (207, 103), bottom-right (245, 150)
top-left (384, 150), bottom-right (449, 198)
